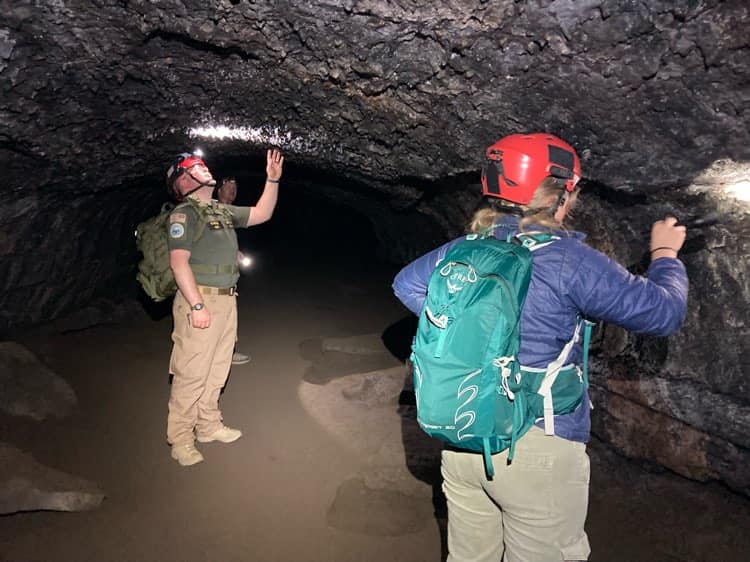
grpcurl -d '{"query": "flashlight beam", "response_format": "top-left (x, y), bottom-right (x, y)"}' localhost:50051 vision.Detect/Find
top-left (677, 213), bottom-right (720, 229)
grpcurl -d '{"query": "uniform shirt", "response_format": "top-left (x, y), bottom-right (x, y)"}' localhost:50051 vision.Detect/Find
top-left (167, 197), bottom-right (251, 288)
top-left (392, 215), bottom-right (689, 443)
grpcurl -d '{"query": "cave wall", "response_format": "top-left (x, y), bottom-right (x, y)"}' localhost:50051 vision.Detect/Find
top-left (0, 185), bottom-right (147, 332)
top-left (1, 1), bottom-right (749, 493)
top-left (571, 177), bottom-right (749, 495)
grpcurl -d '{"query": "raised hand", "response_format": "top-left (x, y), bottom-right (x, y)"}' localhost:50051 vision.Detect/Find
top-left (266, 148), bottom-right (284, 181)
top-left (650, 216), bottom-right (686, 260)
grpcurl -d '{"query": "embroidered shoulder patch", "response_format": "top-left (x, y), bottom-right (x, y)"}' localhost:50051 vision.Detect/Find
top-left (169, 223), bottom-right (185, 238)
top-left (170, 213), bottom-right (187, 223)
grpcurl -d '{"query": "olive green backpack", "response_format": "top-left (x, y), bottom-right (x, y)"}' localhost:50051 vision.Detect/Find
top-left (135, 200), bottom-right (208, 302)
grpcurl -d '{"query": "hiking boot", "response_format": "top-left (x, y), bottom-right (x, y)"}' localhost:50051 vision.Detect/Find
top-left (231, 352), bottom-right (251, 365)
top-left (171, 443), bottom-right (204, 466)
top-left (197, 425), bottom-right (243, 443)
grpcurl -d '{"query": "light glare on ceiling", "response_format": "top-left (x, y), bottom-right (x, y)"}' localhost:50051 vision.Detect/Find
top-left (694, 159), bottom-right (750, 205)
top-left (726, 180), bottom-right (750, 202)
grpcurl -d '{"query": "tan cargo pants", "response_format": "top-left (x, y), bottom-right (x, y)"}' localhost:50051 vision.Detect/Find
top-left (167, 290), bottom-right (237, 446)
top-left (442, 426), bottom-right (591, 562)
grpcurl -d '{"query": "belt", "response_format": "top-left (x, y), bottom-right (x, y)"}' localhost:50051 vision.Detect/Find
top-left (197, 285), bottom-right (237, 296)
top-left (191, 263), bottom-right (240, 274)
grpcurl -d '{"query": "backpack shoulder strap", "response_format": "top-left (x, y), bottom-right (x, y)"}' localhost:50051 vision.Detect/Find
top-left (180, 198), bottom-right (213, 243)
top-left (535, 316), bottom-right (596, 435)
top-left (215, 202), bottom-right (235, 220)
top-left (514, 232), bottom-right (560, 251)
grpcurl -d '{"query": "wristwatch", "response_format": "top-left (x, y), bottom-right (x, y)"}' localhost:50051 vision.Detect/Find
top-left (191, 302), bottom-right (204, 311)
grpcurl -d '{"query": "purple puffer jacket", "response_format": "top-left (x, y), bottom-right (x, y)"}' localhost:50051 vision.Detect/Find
top-left (392, 215), bottom-right (689, 443)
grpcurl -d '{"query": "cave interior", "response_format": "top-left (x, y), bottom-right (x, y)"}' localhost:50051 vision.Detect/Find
top-left (0, 0), bottom-right (749, 553)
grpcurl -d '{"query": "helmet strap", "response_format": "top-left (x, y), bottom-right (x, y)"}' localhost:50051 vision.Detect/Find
top-left (176, 169), bottom-right (215, 200)
top-left (487, 199), bottom-right (524, 216)
top-left (186, 169), bottom-right (215, 189)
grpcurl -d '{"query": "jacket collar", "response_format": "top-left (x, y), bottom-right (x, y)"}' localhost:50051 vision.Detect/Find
top-left (492, 215), bottom-right (587, 241)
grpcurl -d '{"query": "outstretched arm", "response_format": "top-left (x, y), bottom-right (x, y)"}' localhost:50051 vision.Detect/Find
top-left (248, 148), bottom-right (284, 226)
top-left (568, 217), bottom-right (688, 337)
top-left (393, 239), bottom-right (459, 315)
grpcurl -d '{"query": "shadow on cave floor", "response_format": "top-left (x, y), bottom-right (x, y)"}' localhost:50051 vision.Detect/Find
top-left (3, 237), bottom-right (750, 562)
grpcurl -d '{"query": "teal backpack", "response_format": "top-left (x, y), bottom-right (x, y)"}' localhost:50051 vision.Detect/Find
top-left (411, 233), bottom-right (594, 478)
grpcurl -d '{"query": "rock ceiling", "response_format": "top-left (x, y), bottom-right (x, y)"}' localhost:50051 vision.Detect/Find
top-left (2, 0), bottom-right (748, 196)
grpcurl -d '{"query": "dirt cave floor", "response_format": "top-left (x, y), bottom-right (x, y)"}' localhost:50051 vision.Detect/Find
top-left (2, 241), bottom-right (749, 562)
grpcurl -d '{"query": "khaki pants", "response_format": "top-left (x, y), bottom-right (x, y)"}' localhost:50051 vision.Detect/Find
top-left (167, 290), bottom-right (237, 446)
top-left (442, 426), bottom-right (591, 562)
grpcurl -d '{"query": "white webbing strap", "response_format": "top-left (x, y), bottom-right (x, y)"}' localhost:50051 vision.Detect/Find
top-left (516, 233), bottom-right (561, 252)
top-left (425, 306), bottom-right (451, 358)
top-left (537, 321), bottom-right (583, 435)
top-left (425, 306), bottom-right (448, 329)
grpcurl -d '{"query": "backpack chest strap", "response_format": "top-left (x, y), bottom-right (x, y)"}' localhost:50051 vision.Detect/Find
top-left (531, 319), bottom-right (594, 436)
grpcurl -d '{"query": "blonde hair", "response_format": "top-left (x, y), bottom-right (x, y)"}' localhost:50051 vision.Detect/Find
top-left (469, 177), bottom-right (580, 235)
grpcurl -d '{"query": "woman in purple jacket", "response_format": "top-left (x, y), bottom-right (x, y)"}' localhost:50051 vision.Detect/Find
top-left (392, 133), bottom-right (689, 562)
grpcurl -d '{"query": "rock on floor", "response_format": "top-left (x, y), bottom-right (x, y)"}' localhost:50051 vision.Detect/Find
top-left (0, 443), bottom-right (105, 514)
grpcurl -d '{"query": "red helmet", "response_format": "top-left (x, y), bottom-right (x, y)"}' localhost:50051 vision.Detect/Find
top-left (481, 133), bottom-right (582, 205)
top-left (165, 152), bottom-right (207, 200)
top-left (165, 153), bottom-right (206, 188)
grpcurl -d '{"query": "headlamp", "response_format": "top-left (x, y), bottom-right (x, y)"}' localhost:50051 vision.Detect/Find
top-left (239, 253), bottom-right (253, 269)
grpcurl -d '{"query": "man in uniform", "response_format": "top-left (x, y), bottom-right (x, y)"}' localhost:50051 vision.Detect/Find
top-left (216, 176), bottom-right (238, 205)
top-left (164, 149), bottom-right (284, 466)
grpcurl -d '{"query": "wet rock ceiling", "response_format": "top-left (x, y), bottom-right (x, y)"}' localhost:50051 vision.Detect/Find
top-left (1, 1), bottom-right (748, 494)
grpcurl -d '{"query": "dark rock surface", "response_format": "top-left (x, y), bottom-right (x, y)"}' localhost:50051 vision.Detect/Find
top-left (3, 1), bottom-right (748, 190)
top-left (0, 342), bottom-right (105, 515)
top-left (573, 182), bottom-right (749, 496)
top-left (0, 443), bottom-right (105, 515)
top-left (0, 341), bottom-right (77, 421)
top-left (1, 0), bottom-right (748, 497)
